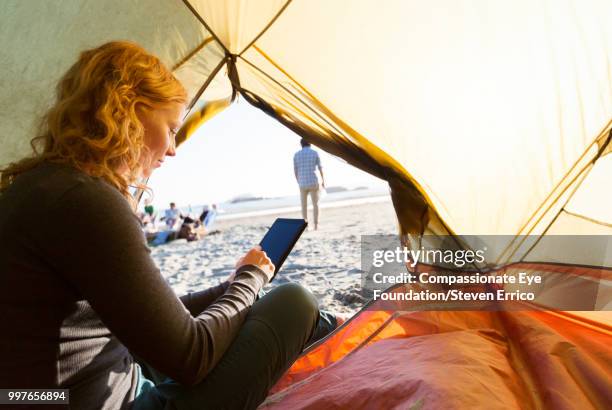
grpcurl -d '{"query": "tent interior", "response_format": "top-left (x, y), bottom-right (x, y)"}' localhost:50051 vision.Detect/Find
top-left (1, 0), bottom-right (611, 408)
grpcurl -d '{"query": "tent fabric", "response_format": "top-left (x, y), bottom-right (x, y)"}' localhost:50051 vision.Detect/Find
top-left (232, 0), bottom-right (612, 239)
top-left (4, 0), bottom-right (611, 244)
top-left (261, 264), bottom-right (612, 409)
top-left (1, 1), bottom-right (611, 408)
top-left (261, 308), bottom-right (612, 409)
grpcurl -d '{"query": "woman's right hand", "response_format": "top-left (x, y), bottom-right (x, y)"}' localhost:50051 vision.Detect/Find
top-left (232, 246), bottom-right (275, 284)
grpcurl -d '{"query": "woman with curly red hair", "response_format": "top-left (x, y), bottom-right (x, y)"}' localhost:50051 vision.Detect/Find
top-left (0, 41), bottom-right (335, 409)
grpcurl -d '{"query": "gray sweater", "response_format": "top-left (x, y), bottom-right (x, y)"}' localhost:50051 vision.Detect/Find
top-left (0, 162), bottom-right (268, 409)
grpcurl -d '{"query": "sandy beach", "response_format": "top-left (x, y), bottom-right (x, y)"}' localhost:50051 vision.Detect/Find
top-left (152, 198), bottom-right (397, 316)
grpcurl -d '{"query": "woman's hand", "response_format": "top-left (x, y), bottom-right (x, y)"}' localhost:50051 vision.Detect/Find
top-left (227, 246), bottom-right (275, 284)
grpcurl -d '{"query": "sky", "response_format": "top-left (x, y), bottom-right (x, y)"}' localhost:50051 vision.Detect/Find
top-left (147, 99), bottom-right (387, 208)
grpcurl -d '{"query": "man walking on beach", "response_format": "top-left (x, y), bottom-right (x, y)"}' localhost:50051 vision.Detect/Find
top-left (294, 139), bottom-right (325, 230)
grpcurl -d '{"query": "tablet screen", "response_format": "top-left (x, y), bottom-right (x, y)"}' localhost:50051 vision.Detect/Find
top-left (259, 218), bottom-right (307, 274)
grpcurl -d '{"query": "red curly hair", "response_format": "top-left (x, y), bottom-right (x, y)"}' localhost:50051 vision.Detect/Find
top-left (0, 41), bottom-right (187, 199)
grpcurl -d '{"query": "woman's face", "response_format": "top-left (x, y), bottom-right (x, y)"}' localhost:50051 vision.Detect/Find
top-left (137, 102), bottom-right (185, 178)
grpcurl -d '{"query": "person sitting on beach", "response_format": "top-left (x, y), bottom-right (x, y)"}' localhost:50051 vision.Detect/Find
top-left (0, 41), bottom-right (338, 410)
top-left (144, 197), bottom-right (156, 222)
top-left (199, 203), bottom-right (218, 229)
top-left (163, 201), bottom-right (183, 228)
top-left (199, 205), bottom-right (210, 225)
top-left (138, 198), bottom-right (155, 227)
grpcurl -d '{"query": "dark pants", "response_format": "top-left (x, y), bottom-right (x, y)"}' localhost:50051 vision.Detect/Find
top-left (132, 283), bottom-right (334, 410)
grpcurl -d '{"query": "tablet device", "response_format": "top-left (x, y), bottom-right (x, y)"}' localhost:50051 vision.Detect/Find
top-left (259, 218), bottom-right (307, 278)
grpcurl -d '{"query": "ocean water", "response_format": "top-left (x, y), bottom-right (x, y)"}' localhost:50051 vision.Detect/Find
top-left (181, 186), bottom-right (390, 221)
